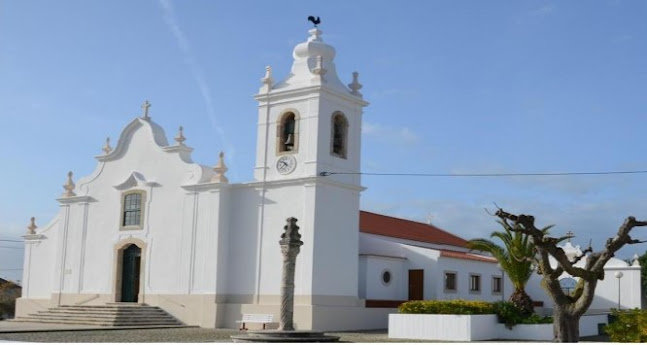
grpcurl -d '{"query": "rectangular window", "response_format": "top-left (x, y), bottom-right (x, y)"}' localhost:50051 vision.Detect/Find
top-left (469, 274), bottom-right (481, 293)
top-left (123, 193), bottom-right (142, 227)
top-left (444, 272), bottom-right (457, 292)
top-left (492, 276), bottom-right (502, 294)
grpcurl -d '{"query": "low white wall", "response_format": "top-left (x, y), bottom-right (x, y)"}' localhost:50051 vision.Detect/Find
top-left (496, 323), bottom-right (552, 341)
top-left (389, 313), bottom-right (609, 341)
top-left (580, 313), bottom-right (608, 337)
top-left (388, 314), bottom-right (498, 341)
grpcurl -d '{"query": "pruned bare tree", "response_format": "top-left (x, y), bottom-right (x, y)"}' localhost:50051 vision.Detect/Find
top-left (492, 207), bottom-right (647, 343)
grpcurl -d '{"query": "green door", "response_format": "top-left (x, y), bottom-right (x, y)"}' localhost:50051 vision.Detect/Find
top-left (120, 244), bottom-right (141, 302)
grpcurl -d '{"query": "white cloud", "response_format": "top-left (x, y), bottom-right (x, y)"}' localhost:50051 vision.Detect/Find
top-left (531, 4), bottom-right (555, 16)
top-left (362, 121), bottom-right (420, 146)
top-left (158, 0), bottom-right (236, 173)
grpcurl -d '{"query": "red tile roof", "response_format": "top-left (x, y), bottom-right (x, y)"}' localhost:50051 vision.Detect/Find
top-left (359, 211), bottom-right (469, 248)
top-left (440, 249), bottom-right (497, 263)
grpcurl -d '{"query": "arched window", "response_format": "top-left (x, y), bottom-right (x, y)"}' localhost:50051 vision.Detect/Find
top-left (277, 111), bottom-right (299, 153)
top-left (120, 191), bottom-right (145, 229)
top-left (331, 112), bottom-right (348, 158)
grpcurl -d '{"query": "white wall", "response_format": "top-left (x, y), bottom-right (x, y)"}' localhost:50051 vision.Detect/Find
top-left (358, 234), bottom-right (512, 303)
top-left (361, 255), bottom-right (406, 300)
top-left (22, 217), bottom-right (58, 298)
top-left (434, 257), bottom-right (509, 302)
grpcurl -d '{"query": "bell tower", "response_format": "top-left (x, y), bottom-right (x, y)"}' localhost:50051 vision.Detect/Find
top-left (253, 27), bottom-right (368, 186)
top-left (244, 25), bottom-right (370, 329)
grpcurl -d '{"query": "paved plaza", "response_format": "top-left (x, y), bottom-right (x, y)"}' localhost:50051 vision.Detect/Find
top-left (0, 323), bottom-right (418, 343)
top-left (0, 321), bottom-right (609, 343)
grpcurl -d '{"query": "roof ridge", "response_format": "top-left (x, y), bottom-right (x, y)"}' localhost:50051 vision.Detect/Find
top-left (360, 210), bottom-right (467, 242)
top-left (360, 210), bottom-right (438, 227)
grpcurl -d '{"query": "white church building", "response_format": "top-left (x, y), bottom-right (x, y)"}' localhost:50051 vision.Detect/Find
top-left (17, 27), bottom-right (642, 331)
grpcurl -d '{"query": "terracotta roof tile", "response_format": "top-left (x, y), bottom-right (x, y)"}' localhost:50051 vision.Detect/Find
top-left (440, 249), bottom-right (497, 263)
top-left (359, 211), bottom-right (469, 248)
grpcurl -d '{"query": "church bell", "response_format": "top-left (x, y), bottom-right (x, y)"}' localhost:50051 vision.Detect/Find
top-left (284, 133), bottom-right (294, 146)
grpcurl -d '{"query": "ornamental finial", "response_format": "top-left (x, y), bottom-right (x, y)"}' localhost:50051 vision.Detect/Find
top-left (632, 254), bottom-right (641, 267)
top-left (102, 137), bottom-right (112, 154)
top-left (348, 71), bottom-right (363, 97)
top-left (211, 151), bottom-right (229, 183)
top-left (312, 55), bottom-right (327, 77)
top-left (280, 217), bottom-right (303, 245)
top-left (27, 217), bottom-right (37, 235)
top-left (262, 66), bottom-right (273, 85)
top-left (174, 126), bottom-right (186, 145)
top-left (141, 100), bottom-right (151, 120)
top-left (62, 171), bottom-right (76, 198)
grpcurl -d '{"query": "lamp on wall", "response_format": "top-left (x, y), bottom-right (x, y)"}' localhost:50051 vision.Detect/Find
top-left (614, 271), bottom-right (623, 309)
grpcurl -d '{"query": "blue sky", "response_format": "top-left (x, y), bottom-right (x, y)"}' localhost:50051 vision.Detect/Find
top-left (1, 0), bottom-right (646, 282)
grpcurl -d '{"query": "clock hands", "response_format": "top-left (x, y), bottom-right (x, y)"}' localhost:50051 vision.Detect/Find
top-left (277, 156), bottom-right (296, 174)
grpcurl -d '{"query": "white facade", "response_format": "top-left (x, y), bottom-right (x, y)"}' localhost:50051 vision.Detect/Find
top-left (359, 232), bottom-right (642, 312)
top-left (17, 27), bottom-right (642, 331)
top-left (358, 233), bottom-right (509, 303)
top-left (18, 27), bottom-right (392, 331)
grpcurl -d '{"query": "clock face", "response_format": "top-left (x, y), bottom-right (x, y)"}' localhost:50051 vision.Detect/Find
top-left (276, 155), bottom-right (297, 175)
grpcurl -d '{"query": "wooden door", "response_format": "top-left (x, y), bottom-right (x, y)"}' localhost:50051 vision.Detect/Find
top-left (121, 244), bottom-right (141, 302)
top-left (408, 269), bottom-right (424, 300)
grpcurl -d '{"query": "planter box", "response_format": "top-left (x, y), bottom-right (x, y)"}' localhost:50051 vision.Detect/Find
top-left (496, 323), bottom-right (552, 341)
top-left (389, 313), bottom-right (608, 341)
top-left (388, 314), bottom-right (498, 341)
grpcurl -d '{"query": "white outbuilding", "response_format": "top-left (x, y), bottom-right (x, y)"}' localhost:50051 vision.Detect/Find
top-left (17, 26), bottom-right (642, 331)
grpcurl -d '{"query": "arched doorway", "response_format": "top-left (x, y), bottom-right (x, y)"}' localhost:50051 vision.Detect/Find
top-left (120, 244), bottom-right (141, 302)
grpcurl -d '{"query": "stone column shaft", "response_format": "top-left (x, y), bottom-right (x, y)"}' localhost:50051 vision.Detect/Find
top-left (278, 217), bottom-right (303, 331)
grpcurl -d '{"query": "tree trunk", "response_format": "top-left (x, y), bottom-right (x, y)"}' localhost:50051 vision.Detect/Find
top-left (553, 307), bottom-right (580, 342)
top-left (510, 288), bottom-right (534, 316)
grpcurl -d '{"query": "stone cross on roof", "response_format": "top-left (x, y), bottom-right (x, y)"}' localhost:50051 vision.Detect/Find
top-left (141, 100), bottom-right (151, 119)
top-left (566, 230), bottom-right (575, 242)
top-left (27, 217), bottom-right (37, 235)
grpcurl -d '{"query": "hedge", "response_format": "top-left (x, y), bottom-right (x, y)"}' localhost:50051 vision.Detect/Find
top-left (398, 300), bottom-right (495, 315)
top-left (605, 308), bottom-right (647, 342)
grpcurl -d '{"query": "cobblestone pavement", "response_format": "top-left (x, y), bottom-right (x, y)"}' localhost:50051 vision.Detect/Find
top-left (0, 327), bottom-right (609, 343)
top-left (0, 328), bottom-right (444, 343)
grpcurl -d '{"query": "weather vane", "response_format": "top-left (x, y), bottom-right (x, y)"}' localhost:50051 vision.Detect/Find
top-left (307, 16), bottom-right (321, 28)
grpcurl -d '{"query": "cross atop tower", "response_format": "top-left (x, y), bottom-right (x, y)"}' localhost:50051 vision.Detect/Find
top-left (566, 230), bottom-right (575, 242)
top-left (141, 100), bottom-right (151, 119)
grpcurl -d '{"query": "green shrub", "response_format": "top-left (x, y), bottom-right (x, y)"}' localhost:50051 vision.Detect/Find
top-left (398, 299), bottom-right (552, 330)
top-left (492, 301), bottom-right (552, 329)
top-left (519, 313), bottom-right (553, 325)
top-left (398, 300), bottom-right (495, 315)
top-left (492, 301), bottom-right (524, 328)
top-left (605, 308), bottom-right (647, 342)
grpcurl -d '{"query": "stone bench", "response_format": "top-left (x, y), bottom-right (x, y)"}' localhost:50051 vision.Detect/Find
top-left (236, 314), bottom-right (274, 330)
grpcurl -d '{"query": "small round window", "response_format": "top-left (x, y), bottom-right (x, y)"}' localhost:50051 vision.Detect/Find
top-left (382, 270), bottom-right (392, 285)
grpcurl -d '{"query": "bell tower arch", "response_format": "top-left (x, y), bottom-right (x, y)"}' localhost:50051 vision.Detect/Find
top-left (253, 28), bottom-right (368, 186)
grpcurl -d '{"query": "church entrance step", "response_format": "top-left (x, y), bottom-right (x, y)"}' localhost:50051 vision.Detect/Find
top-left (12, 304), bottom-right (184, 327)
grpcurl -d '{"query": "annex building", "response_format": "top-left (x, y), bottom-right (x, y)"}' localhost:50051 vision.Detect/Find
top-left (17, 27), bottom-right (642, 331)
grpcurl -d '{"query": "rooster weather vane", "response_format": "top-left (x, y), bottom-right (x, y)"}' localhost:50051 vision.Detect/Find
top-left (307, 16), bottom-right (321, 27)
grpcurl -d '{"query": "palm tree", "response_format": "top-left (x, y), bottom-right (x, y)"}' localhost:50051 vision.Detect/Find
top-left (467, 220), bottom-right (552, 315)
